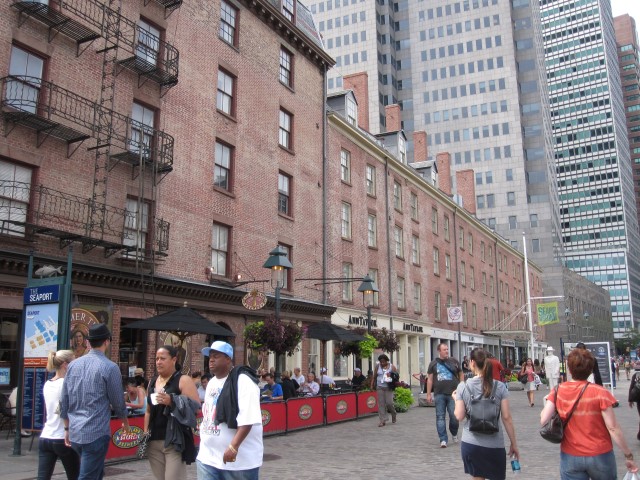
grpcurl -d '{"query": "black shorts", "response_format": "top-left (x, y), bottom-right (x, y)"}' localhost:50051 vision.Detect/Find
top-left (460, 441), bottom-right (507, 480)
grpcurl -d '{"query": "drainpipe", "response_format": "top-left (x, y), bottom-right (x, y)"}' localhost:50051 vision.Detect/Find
top-left (453, 208), bottom-right (461, 363)
top-left (384, 158), bottom-right (394, 358)
top-left (322, 64), bottom-right (328, 305)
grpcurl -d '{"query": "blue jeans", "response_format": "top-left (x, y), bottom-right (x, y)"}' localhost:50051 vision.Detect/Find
top-left (434, 393), bottom-right (458, 442)
top-left (37, 438), bottom-right (80, 480)
top-left (71, 435), bottom-right (110, 480)
top-left (560, 450), bottom-right (617, 480)
top-left (197, 460), bottom-right (260, 480)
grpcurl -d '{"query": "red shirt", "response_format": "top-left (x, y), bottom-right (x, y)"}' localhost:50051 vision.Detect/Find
top-left (489, 358), bottom-right (505, 381)
top-left (549, 381), bottom-right (616, 456)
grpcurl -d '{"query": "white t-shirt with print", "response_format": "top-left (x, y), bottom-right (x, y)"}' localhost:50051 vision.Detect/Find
top-left (197, 372), bottom-right (263, 470)
top-left (41, 378), bottom-right (65, 439)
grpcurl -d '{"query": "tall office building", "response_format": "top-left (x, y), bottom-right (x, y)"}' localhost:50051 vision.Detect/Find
top-left (541, 0), bottom-right (640, 335)
top-left (614, 15), bottom-right (640, 237)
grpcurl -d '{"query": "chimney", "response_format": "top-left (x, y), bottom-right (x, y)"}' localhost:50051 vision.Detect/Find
top-left (456, 169), bottom-right (476, 215)
top-left (436, 152), bottom-right (452, 196)
top-left (413, 131), bottom-right (428, 162)
top-left (385, 104), bottom-right (401, 132)
top-left (343, 72), bottom-right (369, 131)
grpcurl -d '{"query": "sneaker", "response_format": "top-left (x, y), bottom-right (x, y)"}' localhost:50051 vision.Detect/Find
top-left (440, 440), bottom-right (447, 448)
top-left (452, 435), bottom-right (458, 443)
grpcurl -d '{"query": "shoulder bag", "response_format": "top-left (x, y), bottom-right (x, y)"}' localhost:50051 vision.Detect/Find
top-left (136, 431), bottom-right (151, 459)
top-left (539, 382), bottom-right (588, 443)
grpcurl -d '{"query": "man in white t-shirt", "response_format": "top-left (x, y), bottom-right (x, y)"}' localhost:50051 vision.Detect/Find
top-left (197, 341), bottom-right (263, 480)
top-left (292, 367), bottom-right (305, 391)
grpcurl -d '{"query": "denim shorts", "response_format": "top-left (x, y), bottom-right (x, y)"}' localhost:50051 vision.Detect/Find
top-left (560, 450), bottom-right (617, 480)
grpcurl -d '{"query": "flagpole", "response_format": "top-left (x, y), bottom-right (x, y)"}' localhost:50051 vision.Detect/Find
top-left (523, 232), bottom-right (535, 360)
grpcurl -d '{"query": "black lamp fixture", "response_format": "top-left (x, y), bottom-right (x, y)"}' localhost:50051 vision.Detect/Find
top-left (263, 246), bottom-right (292, 320)
top-left (357, 274), bottom-right (379, 375)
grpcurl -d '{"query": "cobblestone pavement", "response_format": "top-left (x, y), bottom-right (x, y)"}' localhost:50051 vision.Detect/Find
top-left (2, 380), bottom-right (638, 480)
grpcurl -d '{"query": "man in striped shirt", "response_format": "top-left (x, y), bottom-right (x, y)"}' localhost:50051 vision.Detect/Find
top-left (61, 324), bottom-right (130, 480)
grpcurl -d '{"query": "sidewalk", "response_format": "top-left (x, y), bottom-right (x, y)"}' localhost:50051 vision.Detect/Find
top-left (2, 379), bottom-right (637, 480)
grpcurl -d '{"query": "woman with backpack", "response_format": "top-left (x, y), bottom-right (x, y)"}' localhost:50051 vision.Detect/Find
top-left (454, 348), bottom-right (520, 480)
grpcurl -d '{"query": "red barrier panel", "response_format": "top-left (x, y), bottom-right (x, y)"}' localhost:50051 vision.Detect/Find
top-left (286, 396), bottom-right (324, 431)
top-left (325, 392), bottom-right (357, 424)
top-left (107, 416), bottom-right (145, 460)
top-left (357, 391), bottom-right (378, 417)
top-left (261, 401), bottom-right (287, 436)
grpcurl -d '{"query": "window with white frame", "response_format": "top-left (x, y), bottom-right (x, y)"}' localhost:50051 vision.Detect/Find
top-left (411, 235), bottom-right (420, 265)
top-left (431, 208), bottom-right (438, 233)
top-left (282, 0), bottom-right (294, 21)
top-left (279, 47), bottom-right (293, 87)
top-left (472, 303), bottom-right (477, 329)
top-left (470, 266), bottom-right (475, 290)
top-left (210, 223), bottom-right (229, 276)
top-left (217, 69), bottom-right (235, 115)
top-left (340, 149), bottom-right (351, 183)
top-left (346, 96), bottom-right (357, 126)
top-left (398, 134), bottom-right (406, 163)
top-left (124, 198), bottom-right (149, 258)
top-left (214, 140), bottom-right (232, 191)
top-left (278, 243), bottom-right (291, 289)
top-left (219, 0), bottom-right (238, 46)
top-left (278, 172), bottom-right (291, 215)
top-left (482, 272), bottom-right (487, 294)
top-left (434, 291), bottom-right (441, 321)
top-left (0, 159), bottom-right (32, 236)
top-left (433, 247), bottom-right (440, 275)
top-left (308, 338), bottom-right (319, 375)
top-left (136, 19), bottom-right (160, 66)
top-left (484, 306), bottom-right (489, 330)
top-left (279, 109), bottom-right (292, 149)
top-left (393, 181), bottom-right (402, 210)
top-left (341, 202), bottom-right (352, 239)
top-left (131, 102), bottom-right (155, 159)
top-left (444, 215), bottom-right (450, 241)
top-left (7, 46), bottom-right (44, 114)
top-left (460, 261), bottom-right (466, 286)
top-left (463, 300), bottom-right (468, 327)
top-left (414, 282), bottom-right (422, 313)
top-left (342, 262), bottom-right (353, 302)
top-left (394, 225), bottom-right (403, 258)
top-left (367, 214), bottom-right (377, 248)
top-left (397, 276), bottom-right (405, 309)
top-left (445, 254), bottom-right (451, 280)
top-left (468, 233), bottom-right (473, 254)
top-left (410, 192), bottom-right (418, 220)
top-left (365, 164), bottom-right (376, 196)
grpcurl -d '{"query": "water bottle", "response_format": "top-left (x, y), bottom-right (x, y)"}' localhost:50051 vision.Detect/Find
top-left (511, 455), bottom-right (521, 475)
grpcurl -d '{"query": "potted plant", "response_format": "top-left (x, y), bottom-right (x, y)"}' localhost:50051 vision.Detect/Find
top-left (393, 384), bottom-right (415, 412)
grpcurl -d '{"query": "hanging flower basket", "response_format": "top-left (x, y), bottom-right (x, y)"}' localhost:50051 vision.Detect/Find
top-left (243, 315), bottom-right (304, 357)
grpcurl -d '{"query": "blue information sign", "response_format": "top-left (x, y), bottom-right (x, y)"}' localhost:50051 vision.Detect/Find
top-left (24, 285), bottom-right (60, 305)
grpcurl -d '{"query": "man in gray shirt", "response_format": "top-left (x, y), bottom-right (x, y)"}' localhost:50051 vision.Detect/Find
top-left (61, 324), bottom-right (130, 480)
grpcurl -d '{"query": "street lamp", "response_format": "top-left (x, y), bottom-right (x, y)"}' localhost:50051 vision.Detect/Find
top-left (358, 274), bottom-right (379, 374)
top-left (263, 245), bottom-right (292, 321)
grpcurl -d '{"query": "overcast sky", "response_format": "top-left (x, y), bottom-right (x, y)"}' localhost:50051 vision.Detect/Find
top-left (611, 0), bottom-right (640, 25)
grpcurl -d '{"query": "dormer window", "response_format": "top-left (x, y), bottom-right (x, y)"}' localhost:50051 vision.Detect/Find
top-left (346, 96), bottom-right (357, 126)
top-left (282, 0), bottom-right (294, 21)
top-left (398, 134), bottom-right (406, 164)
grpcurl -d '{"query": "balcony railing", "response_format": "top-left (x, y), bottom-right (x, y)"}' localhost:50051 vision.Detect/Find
top-left (11, 0), bottom-right (179, 88)
top-left (0, 181), bottom-right (170, 257)
top-left (1, 76), bottom-right (174, 173)
top-left (145, 0), bottom-right (183, 18)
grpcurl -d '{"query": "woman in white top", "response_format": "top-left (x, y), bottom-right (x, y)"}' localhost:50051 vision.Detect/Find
top-left (37, 350), bottom-right (79, 480)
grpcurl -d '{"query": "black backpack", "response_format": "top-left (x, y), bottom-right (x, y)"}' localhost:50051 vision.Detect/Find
top-left (388, 371), bottom-right (400, 390)
top-left (465, 381), bottom-right (501, 434)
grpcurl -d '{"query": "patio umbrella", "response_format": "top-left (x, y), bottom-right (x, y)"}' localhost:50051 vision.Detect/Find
top-left (305, 323), bottom-right (366, 383)
top-left (123, 305), bottom-right (235, 342)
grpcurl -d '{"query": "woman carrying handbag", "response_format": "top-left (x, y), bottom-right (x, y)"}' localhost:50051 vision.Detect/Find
top-left (540, 348), bottom-right (638, 479)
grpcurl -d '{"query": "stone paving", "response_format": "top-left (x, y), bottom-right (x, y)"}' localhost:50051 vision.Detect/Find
top-left (2, 379), bottom-right (638, 480)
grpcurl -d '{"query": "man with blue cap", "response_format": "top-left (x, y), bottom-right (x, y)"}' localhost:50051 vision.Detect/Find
top-left (196, 341), bottom-right (262, 480)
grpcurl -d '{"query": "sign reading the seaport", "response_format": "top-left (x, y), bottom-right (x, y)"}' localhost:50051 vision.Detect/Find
top-left (23, 286), bottom-right (61, 362)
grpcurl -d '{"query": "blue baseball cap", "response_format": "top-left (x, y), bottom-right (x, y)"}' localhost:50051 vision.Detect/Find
top-left (202, 341), bottom-right (233, 358)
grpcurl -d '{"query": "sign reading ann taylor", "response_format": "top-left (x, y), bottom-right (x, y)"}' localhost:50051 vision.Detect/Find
top-left (348, 315), bottom-right (377, 328)
top-left (402, 323), bottom-right (424, 333)
top-left (447, 306), bottom-right (463, 323)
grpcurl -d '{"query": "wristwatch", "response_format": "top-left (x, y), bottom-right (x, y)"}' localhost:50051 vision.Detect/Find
top-left (625, 453), bottom-right (634, 460)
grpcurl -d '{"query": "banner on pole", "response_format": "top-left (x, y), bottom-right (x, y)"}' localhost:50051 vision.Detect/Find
top-left (537, 302), bottom-right (559, 326)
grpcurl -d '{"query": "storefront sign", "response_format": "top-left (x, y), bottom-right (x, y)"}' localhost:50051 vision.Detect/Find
top-left (23, 285), bottom-right (60, 305)
top-left (348, 315), bottom-right (377, 328)
top-left (402, 323), bottom-right (424, 333)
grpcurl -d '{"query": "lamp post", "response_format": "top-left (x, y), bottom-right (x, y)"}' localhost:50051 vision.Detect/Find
top-left (358, 274), bottom-right (379, 375)
top-left (263, 246), bottom-right (292, 375)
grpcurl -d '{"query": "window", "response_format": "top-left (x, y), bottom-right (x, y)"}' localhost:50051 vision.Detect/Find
top-left (122, 198), bottom-right (149, 258)
top-left (530, 214), bottom-right (538, 227)
top-left (341, 202), bottom-right (352, 239)
top-left (508, 215), bottom-right (517, 229)
top-left (434, 291), bottom-right (441, 321)
top-left (279, 47), bottom-right (293, 87)
top-left (414, 283), bottom-right (422, 313)
top-left (210, 223), bottom-right (229, 276)
top-left (432, 208), bottom-right (438, 234)
top-left (532, 238), bottom-right (541, 253)
top-left (472, 303), bottom-right (477, 329)
top-left (460, 261), bottom-right (466, 286)
top-left (393, 181), bottom-right (402, 210)
top-left (490, 275), bottom-right (494, 297)
top-left (217, 69), bottom-right (235, 115)
top-left (137, 20), bottom-right (160, 66)
top-left (482, 272), bottom-right (487, 294)
top-left (365, 165), bottom-right (376, 196)
top-left (279, 109), bottom-right (293, 149)
top-left (458, 227), bottom-right (464, 247)
top-left (411, 235), bottom-right (420, 264)
top-left (346, 96), bottom-right (357, 126)
top-left (484, 306), bottom-right (489, 330)
top-left (219, 1), bottom-right (238, 45)
top-left (410, 192), bottom-right (418, 220)
top-left (367, 214), bottom-right (377, 248)
top-left (8, 46), bottom-right (45, 114)
top-left (444, 215), bottom-right (450, 241)
top-left (0, 159), bottom-right (32, 236)
top-left (487, 194), bottom-right (495, 208)
top-left (463, 301), bottom-right (468, 327)
top-left (507, 191), bottom-right (515, 206)
top-left (397, 276), bottom-right (406, 309)
top-left (131, 102), bottom-right (155, 159)
top-left (481, 241), bottom-right (485, 261)
top-left (445, 254), bottom-right (451, 280)
top-left (470, 266), bottom-right (475, 290)
top-left (282, 0), bottom-right (295, 21)
top-left (214, 140), bottom-right (233, 191)
top-left (278, 172), bottom-right (291, 215)
top-left (433, 247), bottom-right (440, 275)
top-left (468, 233), bottom-right (473, 254)
top-left (369, 268), bottom-right (380, 307)
top-left (394, 225), bottom-right (404, 258)
top-left (342, 262), bottom-right (353, 302)
top-left (340, 149), bottom-right (351, 183)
